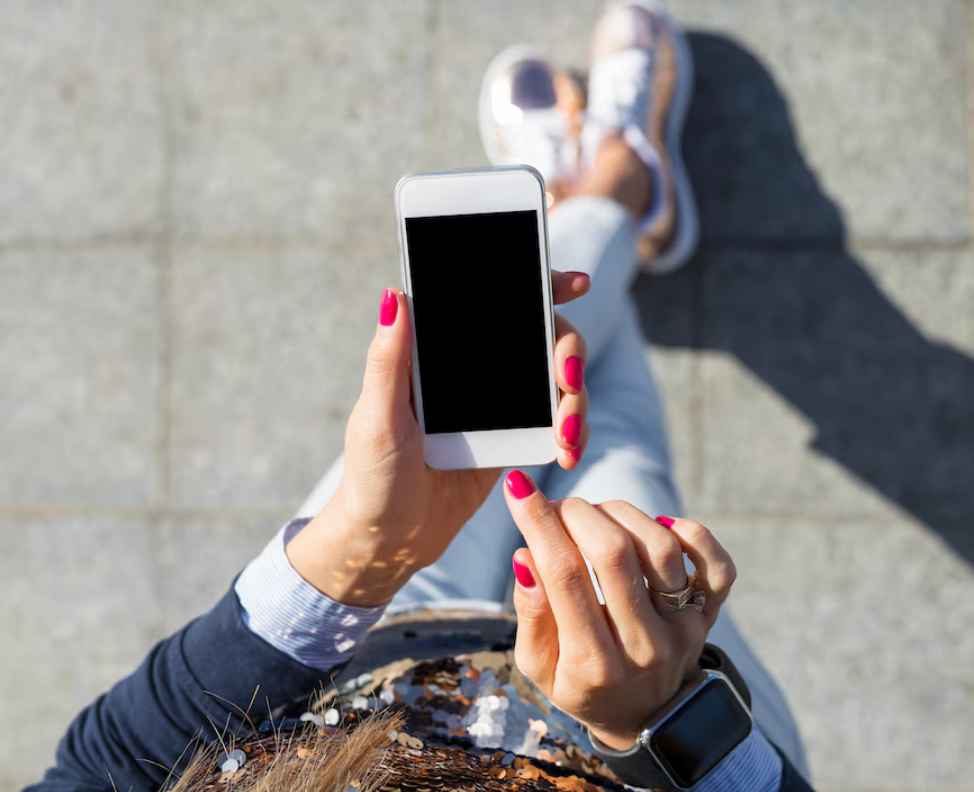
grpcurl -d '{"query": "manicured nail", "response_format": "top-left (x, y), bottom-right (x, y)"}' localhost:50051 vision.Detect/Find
top-left (567, 447), bottom-right (580, 462)
top-left (379, 289), bottom-right (398, 326)
top-left (565, 356), bottom-right (584, 391)
top-left (506, 470), bottom-right (536, 499)
top-left (562, 414), bottom-right (581, 446)
top-left (513, 557), bottom-right (536, 589)
top-left (655, 515), bottom-right (676, 528)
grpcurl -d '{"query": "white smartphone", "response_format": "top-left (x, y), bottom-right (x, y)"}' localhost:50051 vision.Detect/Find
top-left (395, 166), bottom-right (560, 470)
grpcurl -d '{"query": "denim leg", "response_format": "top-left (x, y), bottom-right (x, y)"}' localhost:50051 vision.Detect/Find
top-left (292, 196), bottom-right (807, 774)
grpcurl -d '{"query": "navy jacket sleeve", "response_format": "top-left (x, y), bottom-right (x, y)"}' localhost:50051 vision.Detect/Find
top-left (24, 587), bottom-right (816, 792)
top-left (24, 588), bottom-right (340, 792)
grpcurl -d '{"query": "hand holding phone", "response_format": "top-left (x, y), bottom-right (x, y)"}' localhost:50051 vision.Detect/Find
top-left (286, 176), bottom-right (591, 606)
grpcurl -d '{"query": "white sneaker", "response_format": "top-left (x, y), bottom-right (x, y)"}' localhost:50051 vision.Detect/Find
top-left (585, 0), bottom-right (699, 274)
top-left (479, 46), bottom-right (584, 187)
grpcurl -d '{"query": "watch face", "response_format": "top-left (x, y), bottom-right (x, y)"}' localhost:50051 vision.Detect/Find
top-left (648, 678), bottom-right (752, 787)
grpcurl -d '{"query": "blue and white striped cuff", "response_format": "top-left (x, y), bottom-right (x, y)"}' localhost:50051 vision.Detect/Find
top-left (687, 725), bottom-right (783, 792)
top-left (234, 519), bottom-right (387, 672)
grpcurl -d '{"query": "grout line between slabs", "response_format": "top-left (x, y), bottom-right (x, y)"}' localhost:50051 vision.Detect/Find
top-left (1, 234), bottom-right (971, 257)
top-left (0, 505), bottom-right (294, 523)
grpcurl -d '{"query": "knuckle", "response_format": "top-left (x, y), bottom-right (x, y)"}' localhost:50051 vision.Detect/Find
top-left (544, 550), bottom-right (587, 592)
top-left (365, 337), bottom-right (394, 375)
top-left (648, 533), bottom-right (685, 577)
top-left (513, 588), bottom-right (548, 621)
top-left (709, 556), bottom-right (738, 591)
top-left (591, 532), bottom-right (632, 573)
top-left (680, 520), bottom-right (710, 544)
top-left (580, 655), bottom-right (620, 689)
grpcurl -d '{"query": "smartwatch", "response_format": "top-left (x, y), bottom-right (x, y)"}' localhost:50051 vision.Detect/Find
top-left (589, 646), bottom-right (753, 790)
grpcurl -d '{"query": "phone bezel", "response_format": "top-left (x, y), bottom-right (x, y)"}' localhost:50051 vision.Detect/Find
top-left (395, 166), bottom-right (560, 471)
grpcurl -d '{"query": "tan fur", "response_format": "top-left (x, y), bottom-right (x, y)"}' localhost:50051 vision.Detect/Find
top-left (166, 709), bottom-right (405, 792)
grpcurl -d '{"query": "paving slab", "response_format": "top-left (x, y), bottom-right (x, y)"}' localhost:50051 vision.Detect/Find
top-left (166, 0), bottom-right (430, 242)
top-left (0, 514), bottom-right (160, 792)
top-left (704, 513), bottom-right (974, 792)
top-left (0, 1), bottom-right (163, 242)
top-left (0, 247), bottom-right (159, 507)
top-left (673, 0), bottom-right (969, 244)
top-left (687, 247), bottom-right (974, 538)
top-left (168, 245), bottom-right (395, 511)
top-left (154, 515), bottom-right (284, 635)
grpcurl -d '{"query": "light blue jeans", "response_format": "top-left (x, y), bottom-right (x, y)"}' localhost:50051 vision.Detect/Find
top-left (297, 197), bottom-right (808, 776)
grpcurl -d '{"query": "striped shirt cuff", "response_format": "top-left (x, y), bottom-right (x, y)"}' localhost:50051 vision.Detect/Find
top-left (234, 518), bottom-right (387, 671)
top-left (688, 725), bottom-right (783, 792)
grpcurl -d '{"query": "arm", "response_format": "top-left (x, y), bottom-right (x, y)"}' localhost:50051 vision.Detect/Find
top-left (24, 586), bottom-right (333, 792)
top-left (502, 480), bottom-right (819, 792)
top-left (24, 275), bottom-right (590, 791)
top-left (26, 515), bottom-right (391, 792)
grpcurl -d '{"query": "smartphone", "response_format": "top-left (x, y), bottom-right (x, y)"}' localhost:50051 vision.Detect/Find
top-left (394, 166), bottom-right (560, 470)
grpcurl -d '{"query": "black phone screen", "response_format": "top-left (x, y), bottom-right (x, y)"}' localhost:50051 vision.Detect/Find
top-left (405, 210), bottom-right (552, 435)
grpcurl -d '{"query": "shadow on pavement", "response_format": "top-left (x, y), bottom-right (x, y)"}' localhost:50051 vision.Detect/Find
top-left (636, 33), bottom-right (974, 563)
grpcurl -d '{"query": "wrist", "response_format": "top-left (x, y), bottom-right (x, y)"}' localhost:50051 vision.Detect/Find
top-left (587, 726), bottom-right (639, 752)
top-left (285, 496), bottom-right (415, 607)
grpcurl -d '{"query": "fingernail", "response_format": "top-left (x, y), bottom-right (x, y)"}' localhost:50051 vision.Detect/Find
top-left (565, 270), bottom-right (590, 282)
top-left (513, 557), bottom-right (536, 589)
top-left (506, 470), bottom-right (536, 499)
top-left (655, 515), bottom-right (676, 529)
top-left (562, 414), bottom-right (581, 446)
top-left (379, 289), bottom-right (398, 327)
top-left (565, 356), bottom-right (584, 391)
top-left (567, 447), bottom-right (580, 462)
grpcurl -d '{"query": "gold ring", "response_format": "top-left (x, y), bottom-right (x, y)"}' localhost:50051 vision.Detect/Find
top-left (654, 575), bottom-right (706, 613)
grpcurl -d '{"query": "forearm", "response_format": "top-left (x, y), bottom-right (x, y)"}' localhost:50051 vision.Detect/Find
top-left (26, 562), bottom-right (357, 792)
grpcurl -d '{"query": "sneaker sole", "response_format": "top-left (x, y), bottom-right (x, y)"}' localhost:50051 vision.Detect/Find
top-left (620, 0), bottom-right (699, 275)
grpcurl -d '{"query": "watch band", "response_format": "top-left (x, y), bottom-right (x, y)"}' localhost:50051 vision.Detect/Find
top-left (699, 643), bottom-right (751, 709)
top-left (589, 644), bottom-right (753, 789)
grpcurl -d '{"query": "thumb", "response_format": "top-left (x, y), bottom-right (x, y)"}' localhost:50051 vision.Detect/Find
top-left (512, 548), bottom-right (558, 693)
top-left (361, 288), bottom-right (413, 421)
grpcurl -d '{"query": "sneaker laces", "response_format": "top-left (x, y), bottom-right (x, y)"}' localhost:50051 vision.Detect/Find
top-left (582, 47), bottom-right (666, 231)
top-left (496, 107), bottom-right (578, 184)
top-left (586, 48), bottom-right (654, 134)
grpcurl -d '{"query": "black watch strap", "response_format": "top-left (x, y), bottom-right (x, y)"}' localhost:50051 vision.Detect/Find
top-left (698, 643), bottom-right (751, 709)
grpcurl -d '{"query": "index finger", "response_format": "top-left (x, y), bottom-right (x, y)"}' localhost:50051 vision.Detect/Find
top-left (551, 270), bottom-right (591, 305)
top-left (503, 470), bottom-right (614, 654)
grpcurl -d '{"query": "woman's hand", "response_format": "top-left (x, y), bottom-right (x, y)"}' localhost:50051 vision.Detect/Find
top-left (502, 470), bottom-right (737, 750)
top-left (286, 271), bottom-right (591, 607)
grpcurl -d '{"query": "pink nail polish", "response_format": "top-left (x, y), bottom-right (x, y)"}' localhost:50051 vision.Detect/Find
top-left (562, 414), bottom-right (581, 446)
top-left (655, 515), bottom-right (676, 529)
top-left (567, 447), bottom-right (580, 462)
top-left (565, 356), bottom-right (584, 391)
top-left (506, 470), bottom-right (536, 499)
top-left (513, 557), bottom-right (536, 589)
top-left (379, 289), bottom-right (398, 327)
